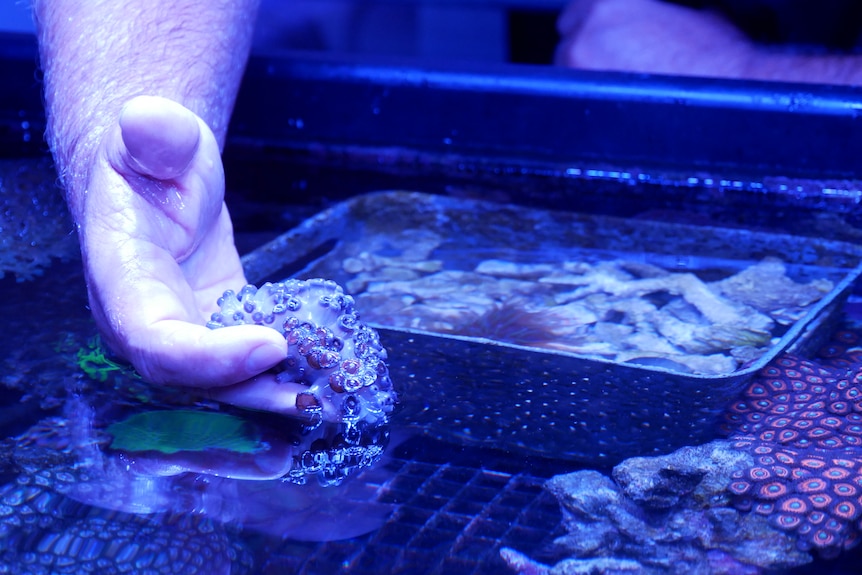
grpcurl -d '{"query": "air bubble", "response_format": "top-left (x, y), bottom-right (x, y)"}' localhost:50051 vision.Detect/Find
top-left (342, 394), bottom-right (361, 417)
top-left (344, 425), bottom-right (362, 444)
top-left (300, 450), bottom-right (324, 472)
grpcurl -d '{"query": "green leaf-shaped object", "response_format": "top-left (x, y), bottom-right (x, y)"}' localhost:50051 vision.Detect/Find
top-left (106, 409), bottom-right (266, 454)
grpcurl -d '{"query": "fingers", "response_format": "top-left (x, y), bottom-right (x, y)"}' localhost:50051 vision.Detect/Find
top-left (129, 321), bottom-right (288, 388)
top-left (205, 373), bottom-right (341, 421)
top-left (555, 0), bottom-right (750, 76)
top-left (118, 95), bottom-right (201, 180)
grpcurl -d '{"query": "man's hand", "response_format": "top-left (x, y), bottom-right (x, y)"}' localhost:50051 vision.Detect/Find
top-left (557, 0), bottom-right (752, 78)
top-left (556, 0), bottom-right (862, 85)
top-left (81, 95), bottom-right (287, 387)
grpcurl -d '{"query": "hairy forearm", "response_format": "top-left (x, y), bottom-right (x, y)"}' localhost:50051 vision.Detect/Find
top-left (34, 0), bottom-right (259, 214)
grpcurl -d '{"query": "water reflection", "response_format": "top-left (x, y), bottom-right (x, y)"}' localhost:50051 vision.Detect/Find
top-left (1, 384), bottom-right (397, 573)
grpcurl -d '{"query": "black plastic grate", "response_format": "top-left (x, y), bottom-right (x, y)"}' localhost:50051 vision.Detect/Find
top-left (259, 440), bottom-right (567, 575)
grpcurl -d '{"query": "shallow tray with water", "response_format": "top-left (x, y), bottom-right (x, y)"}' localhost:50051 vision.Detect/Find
top-left (242, 191), bottom-right (862, 463)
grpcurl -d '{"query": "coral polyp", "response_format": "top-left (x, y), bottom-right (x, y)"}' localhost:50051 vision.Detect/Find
top-left (207, 278), bottom-right (397, 484)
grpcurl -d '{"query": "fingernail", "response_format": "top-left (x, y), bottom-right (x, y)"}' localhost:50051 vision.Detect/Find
top-left (246, 343), bottom-right (286, 374)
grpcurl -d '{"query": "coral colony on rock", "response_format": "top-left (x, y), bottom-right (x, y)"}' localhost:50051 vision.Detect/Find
top-left (208, 277), bottom-right (398, 485)
top-left (500, 328), bottom-right (862, 575)
top-left (725, 349), bottom-right (862, 558)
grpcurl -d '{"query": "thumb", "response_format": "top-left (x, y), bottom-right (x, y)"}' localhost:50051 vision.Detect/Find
top-left (118, 95), bottom-right (201, 181)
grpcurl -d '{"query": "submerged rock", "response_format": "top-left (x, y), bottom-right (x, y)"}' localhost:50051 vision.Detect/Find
top-left (502, 440), bottom-right (812, 575)
top-left (0, 157), bottom-right (78, 281)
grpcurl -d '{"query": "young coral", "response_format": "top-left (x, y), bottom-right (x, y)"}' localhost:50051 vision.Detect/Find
top-left (208, 278), bottom-right (398, 485)
top-left (209, 278), bottom-right (397, 426)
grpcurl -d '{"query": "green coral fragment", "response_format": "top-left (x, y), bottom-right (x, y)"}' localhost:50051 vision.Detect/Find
top-left (106, 409), bottom-right (267, 454)
top-left (76, 335), bottom-right (140, 383)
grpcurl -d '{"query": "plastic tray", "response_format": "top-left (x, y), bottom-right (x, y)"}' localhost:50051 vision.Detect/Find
top-left (241, 191), bottom-right (862, 463)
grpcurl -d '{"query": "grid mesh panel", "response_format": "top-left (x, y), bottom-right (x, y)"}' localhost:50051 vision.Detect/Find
top-left (259, 438), bottom-right (567, 575)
